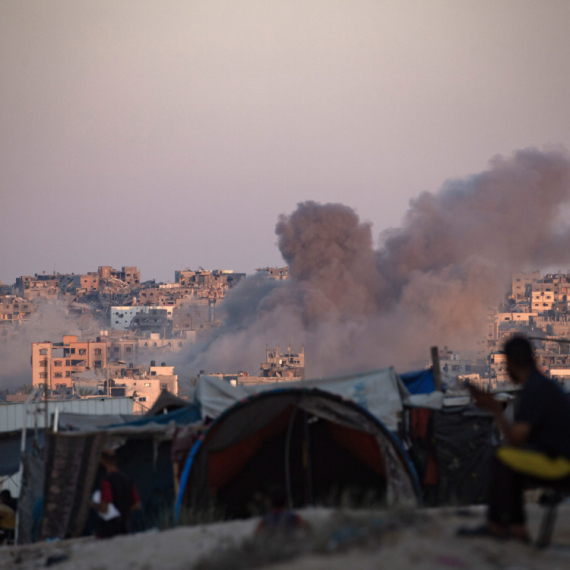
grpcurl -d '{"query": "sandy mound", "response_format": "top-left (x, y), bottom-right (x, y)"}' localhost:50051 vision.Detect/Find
top-left (2, 505), bottom-right (570, 570)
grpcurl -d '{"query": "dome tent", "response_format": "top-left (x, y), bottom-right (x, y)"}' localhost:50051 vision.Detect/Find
top-left (176, 388), bottom-right (421, 520)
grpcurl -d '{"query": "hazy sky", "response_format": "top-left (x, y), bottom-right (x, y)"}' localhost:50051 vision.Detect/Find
top-left (2, 1), bottom-right (570, 284)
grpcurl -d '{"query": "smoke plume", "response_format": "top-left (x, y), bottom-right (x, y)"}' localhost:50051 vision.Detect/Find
top-left (184, 148), bottom-right (570, 377)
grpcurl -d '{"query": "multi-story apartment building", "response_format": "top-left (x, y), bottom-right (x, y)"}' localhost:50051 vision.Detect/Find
top-left (256, 266), bottom-right (289, 280)
top-left (107, 361), bottom-right (178, 409)
top-left (98, 266), bottom-right (140, 287)
top-left (0, 296), bottom-right (34, 327)
top-left (31, 335), bottom-right (107, 389)
top-left (15, 274), bottom-right (59, 300)
top-left (260, 345), bottom-right (305, 379)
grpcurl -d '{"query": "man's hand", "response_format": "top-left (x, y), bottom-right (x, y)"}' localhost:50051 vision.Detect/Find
top-left (467, 384), bottom-right (502, 414)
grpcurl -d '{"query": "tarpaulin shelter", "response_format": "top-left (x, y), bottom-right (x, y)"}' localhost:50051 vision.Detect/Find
top-left (198, 368), bottom-right (411, 432)
top-left (176, 388), bottom-right (421, 521)
top-left (401, 403), bottom-right (497, 506)
top-left (36, 402), bottom-right (202, 541)
top-left (400, 369), bottom-right (436, 395)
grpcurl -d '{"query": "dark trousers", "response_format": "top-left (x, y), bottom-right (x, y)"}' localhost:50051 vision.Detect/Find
top-left (487, 454), bottom-right (570, 527)
top-left (487, 455), bottom-right (527, 526)
top-left (97, 517), bottom-right (127, 539)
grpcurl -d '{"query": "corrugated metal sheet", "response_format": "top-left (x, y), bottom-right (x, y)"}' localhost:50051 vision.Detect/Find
top-left (0, 397), bottom-right (134, 433)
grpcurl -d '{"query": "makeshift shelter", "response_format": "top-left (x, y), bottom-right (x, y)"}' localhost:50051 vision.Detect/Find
top-left (400, 369), bottom-right (436, 395)
top-left (34, 403), bottom-right (202, 542)
top-left (145, 390), bottom-right (191, 417)
top-left (197, 368), bottom-right (410, 432)
top-left (401, 403), bottom-right (497, 506)
top-left (176, 388), bottom-right (421, 520)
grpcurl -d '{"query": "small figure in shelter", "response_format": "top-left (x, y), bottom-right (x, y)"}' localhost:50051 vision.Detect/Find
top-left (460, 335), bottom-right (570, 542)
top-left (90, 449), bottom-right (141, 539)
top-left (256, 486), bottom-right (310, 535)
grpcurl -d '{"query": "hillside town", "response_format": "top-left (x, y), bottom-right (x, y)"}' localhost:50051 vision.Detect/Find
top-left (3, 266), bottom-right (570, 406)
top-left (0, 264), bottom-right (296, 409)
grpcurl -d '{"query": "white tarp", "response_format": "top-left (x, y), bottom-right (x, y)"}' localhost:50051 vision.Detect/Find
top-left (196, 368), bottom-right (411, 431)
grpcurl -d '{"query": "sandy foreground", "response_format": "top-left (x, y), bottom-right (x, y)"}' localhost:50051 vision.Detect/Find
top-left (2, 505), bottom-right (570, 570)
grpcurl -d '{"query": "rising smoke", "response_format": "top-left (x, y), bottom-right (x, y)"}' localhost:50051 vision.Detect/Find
top-left (186, 147), bottom-right (570, 377)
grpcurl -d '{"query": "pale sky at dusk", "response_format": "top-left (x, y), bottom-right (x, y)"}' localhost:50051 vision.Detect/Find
top-left (1, 1), bottom-right (570, 284)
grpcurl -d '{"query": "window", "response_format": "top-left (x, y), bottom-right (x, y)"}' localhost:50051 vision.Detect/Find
top-left (54, 372), bottom-right (63, 378)
top-left (125, 346), bottom-right (132, 353)
top-left (144, 382), bottom-right (151, 387)
top-left (94, 360), bottom-right (102, 368)
top-left (70, 348), bottom-right (76, 354)
top-left (113, 346), bottom-right (120, 352)
top-left (94, 348), bottom-right (102, 355)
top-left (40, 348), bottom-right (48, 355)
top-left (40, 359), bottom-right (47, 367)
top-left (54, 360), bottom-right (62, 367)
top-left (78, 349), bottom-right (86, 355)
top-left (65, 371), bottom-right (71, 377)
top-left (65, 360), bottom-right (70, 366)
top-left (39, 372), bottom-right (46, 379)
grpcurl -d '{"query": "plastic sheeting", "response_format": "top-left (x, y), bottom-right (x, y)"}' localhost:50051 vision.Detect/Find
top-left (197, 368), bottom-right (409, 432)
top-left (400, 369), bottom-right (436, 394)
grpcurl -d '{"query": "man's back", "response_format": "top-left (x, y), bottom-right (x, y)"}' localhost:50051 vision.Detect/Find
top-left (515, 371), bottom-right (570, 459)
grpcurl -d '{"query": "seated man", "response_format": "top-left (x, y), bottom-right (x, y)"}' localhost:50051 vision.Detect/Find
top-left (463, 335), bottom-right (570, 542)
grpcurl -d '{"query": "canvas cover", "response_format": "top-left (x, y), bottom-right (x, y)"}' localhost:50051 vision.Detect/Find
top-left (197, 368), bottom-right (411, 431)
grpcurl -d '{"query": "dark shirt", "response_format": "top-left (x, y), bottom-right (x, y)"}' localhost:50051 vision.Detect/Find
top-left (514, 370), bottom-right (570, 459)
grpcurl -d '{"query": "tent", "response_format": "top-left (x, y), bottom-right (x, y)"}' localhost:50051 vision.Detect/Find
top-left (176, 388), bottom-right (421, 520)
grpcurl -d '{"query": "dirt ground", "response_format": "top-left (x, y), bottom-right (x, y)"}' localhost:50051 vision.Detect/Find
top-left (2, 504), bottom-right (570, 570)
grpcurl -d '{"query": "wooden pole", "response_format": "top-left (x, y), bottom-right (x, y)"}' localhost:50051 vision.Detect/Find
top-left (431, 346), bottom-right (442, 391)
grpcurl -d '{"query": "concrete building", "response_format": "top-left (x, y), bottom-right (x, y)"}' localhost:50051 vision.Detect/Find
top-left (531, 290), bottom-right (555, 313)
top-left (260, 345), bottom-right (305, 379)
top-left (31, 335), bottom-right (107, 390)
top-left (15, 274), bottom-right (59, 300)
top-left (256, 267), bottom-right (289, 280)
top-left (98, 266), bottom-right (140, 287)
top-left (511, 270), bottom-right (540, 301)
top-left (110, 305), bottom-right (174, 331)
top-left (0, 296), bottom-right (34, 327)
top-left (107, 361), bottom-right (178, 410)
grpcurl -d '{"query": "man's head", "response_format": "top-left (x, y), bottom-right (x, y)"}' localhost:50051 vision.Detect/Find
top-left (503, 335), bottom-right (537, 384)
top-left (100, 449), bottom-right (118, 472)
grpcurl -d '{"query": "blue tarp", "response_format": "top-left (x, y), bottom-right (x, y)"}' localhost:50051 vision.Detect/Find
top-left (400, 369), bottom-right (435, 395)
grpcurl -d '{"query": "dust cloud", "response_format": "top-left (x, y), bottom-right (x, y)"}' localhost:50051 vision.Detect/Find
top-left (186, 148), bottom-right (570, 377)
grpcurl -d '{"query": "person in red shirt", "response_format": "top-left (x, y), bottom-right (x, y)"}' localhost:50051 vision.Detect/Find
top-left (91, 449), bottom-right (141, 539)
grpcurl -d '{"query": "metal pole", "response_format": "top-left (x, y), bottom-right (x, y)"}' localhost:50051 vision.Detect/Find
top-left (431, 346), bottom-right (442, 390)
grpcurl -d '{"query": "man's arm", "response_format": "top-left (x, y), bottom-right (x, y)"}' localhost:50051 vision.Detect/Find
top-left (468, 385), bottom-right (531, 446)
